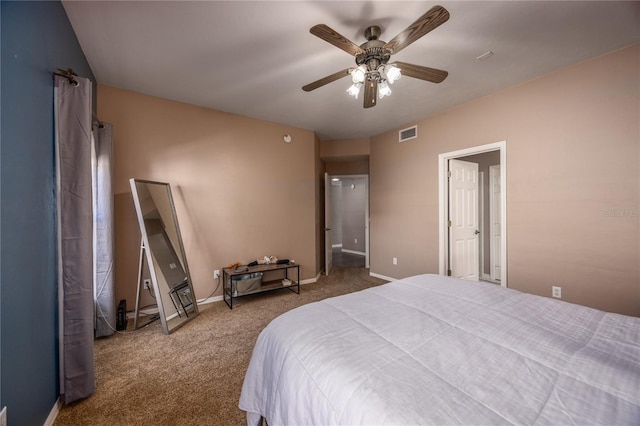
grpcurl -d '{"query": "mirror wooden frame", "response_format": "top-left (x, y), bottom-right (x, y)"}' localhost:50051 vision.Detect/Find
top-left (129, 178), bottom-right (198, 334)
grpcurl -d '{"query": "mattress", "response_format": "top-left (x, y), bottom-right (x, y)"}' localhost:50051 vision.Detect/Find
top-left (239, 274), bottom-right (640, 425)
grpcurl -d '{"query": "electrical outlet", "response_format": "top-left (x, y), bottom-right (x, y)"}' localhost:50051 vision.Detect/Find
top-left (393, 257), bottom-right (398, 265)
top-left (354, 238), bottom-right (358, 244)
top-left (552, 286), bottom-right (562, 299)
top-left (144, 279), bottom-right (151, 290)
top-left (1, 406), bottom-right (7, 426)
top-left (214, 269), bottom-right (220, 279)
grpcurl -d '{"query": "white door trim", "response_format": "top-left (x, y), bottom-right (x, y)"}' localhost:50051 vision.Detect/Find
top-left (489, 165), bottom-right (502, 282)
top-left (478, 171), bottom-right (489, 280)
top-left (438, 141), bottom-right (507, 287)
top-left (324, 172), bottom-right (333, 276)
top-left (364, 175), bottom-right (370, 268)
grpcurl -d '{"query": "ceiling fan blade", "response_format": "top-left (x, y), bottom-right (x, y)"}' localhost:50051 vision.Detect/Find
top-left (383, 5), bottom-right (449, 54)
top-left (310, 24), bottom-right (365, 56)
top-left (363, 80), bottom-right (377, 108)
top-left (395, 61), bottom-right (448, 83)
top-left (302, 68), bottom-right (351, 92)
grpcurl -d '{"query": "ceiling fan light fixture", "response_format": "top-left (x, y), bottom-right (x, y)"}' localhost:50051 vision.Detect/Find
top-left (347, 82), bottom-right (362, 99)
top-left (304, 5), bottom-right (450, 108)
top-left (378, 81), bottom-right (392, 99)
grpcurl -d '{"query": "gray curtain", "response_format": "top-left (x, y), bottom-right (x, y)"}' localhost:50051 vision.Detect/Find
top-left (92, 123), bottom-right (115, 337)
top-left (55, 75), bottom-right (95, 403)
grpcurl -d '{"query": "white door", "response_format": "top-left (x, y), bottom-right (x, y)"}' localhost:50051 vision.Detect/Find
top-left (489, 165), bottom-right (501, 282)
top-left (324, 173), bottom-right (333, 275)
top-left (449, 159), bottom-right (479, 281)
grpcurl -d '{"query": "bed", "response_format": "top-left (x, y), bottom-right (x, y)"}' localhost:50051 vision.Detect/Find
top-left (239, 274), bottom-right (640, 425)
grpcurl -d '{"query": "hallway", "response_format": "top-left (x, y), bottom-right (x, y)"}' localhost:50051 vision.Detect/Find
top-left (332, 247), bottom-right (365, 268)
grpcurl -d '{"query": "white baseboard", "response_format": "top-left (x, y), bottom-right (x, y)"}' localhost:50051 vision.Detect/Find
top-left (45, 397), bottom-right (62, 426)
top-left (342, 249), bottom-right (365, 256)
top-left (197, 295), bottom-right (224, 305)
top-left (481, 272), bottom-right (502, 285)
top-left (301, 271), bottom-right (321, 285)
top-left (369, 272), bottom-right (396, 282)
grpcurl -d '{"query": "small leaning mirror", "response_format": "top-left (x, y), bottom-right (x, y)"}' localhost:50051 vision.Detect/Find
top-left (129, 178), bottom-right (198, 334)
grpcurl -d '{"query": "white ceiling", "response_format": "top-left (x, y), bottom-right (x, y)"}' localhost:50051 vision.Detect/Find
top-left (62, 1), bottom-right (639, 140)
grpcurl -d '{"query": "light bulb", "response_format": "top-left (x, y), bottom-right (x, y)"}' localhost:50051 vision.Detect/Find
top-left (350, 65), bottom-right (367, 83)
top-left (346, 83), bottom-right (362, 99)
top-left (385, 64), bottom-right (401, 84)
top-left (378, 81), bottom-right (391, 99)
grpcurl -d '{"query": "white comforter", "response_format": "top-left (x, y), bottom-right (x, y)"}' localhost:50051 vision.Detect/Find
top-left (239, 274), bottom-right (640, 425)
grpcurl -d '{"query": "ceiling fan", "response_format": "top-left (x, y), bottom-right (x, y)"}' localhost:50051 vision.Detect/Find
top-left (302, 5), bottom-right (450, 108)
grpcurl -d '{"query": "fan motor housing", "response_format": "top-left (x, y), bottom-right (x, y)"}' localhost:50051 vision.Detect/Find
top-left (357, 48), bottom-right (391, 71)
top-left (357, 26), bottom-right (392, 72)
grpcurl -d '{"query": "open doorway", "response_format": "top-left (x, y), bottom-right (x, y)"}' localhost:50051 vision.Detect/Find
top-left (438, 141), bottom-right (507, 287)
top-left (327, 174), bottom-right (369, 270)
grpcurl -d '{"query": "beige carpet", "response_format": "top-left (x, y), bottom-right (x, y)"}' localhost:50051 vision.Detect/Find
top-left (54, 267), bottom-right (387, 426)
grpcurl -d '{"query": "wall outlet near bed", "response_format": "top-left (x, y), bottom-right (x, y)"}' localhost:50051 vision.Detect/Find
top-left (143, 279), bottom-right (151, 290)
top-left (214, 269), bottom-right (220, 279)
top-left (393, 257), bottom-right (398, 265)
top-left (552, 286), bottom-right (562, 299)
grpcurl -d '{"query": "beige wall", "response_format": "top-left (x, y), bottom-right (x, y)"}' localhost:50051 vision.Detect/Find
top-left (370, 45), bottom-right (640, 316)
top-left (98, 86), bottom-right (319, 308)
top-left (324, 158), bottom-right (369, 175)
top-left (322, 137), bottom-right (370, 176)
top-left (320, 138), bottom-right (370, 159)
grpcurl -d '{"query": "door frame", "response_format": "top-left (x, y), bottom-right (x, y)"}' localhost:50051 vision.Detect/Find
top-left (478, 171), bottom-right (488, 280)
top-left (489, 164), bottom-right (501, 282)
top-left (438, 141), bottom-right (507, 287)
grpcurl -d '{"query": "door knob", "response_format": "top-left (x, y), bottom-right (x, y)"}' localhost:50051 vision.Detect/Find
top-left (474, 230), bottom-right (480, 235)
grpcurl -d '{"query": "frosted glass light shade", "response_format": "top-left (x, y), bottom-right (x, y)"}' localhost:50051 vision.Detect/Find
top-left (378, 81), bottom-right (391, 98)
top-left (385, 64), bottom-right (401, 84)
top-left (346, 83), bottom-right (362, 98)
top-left (350, 65), bottom-right (367, 84)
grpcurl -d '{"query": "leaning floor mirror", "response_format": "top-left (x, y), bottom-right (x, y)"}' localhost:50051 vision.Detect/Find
top-left (130, 178), bottom-right (198, 334)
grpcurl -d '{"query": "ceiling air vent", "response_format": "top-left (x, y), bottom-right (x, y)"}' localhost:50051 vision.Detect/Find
top-left (399, 125), bottom-right (418, 142)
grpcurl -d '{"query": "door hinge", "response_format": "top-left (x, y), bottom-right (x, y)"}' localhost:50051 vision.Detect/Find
top-left (447, 220), bottom-right (452, 227)
top-left (447, 269), bottom-right (452, 276)
top-left (447, 170), bottom-right (451, 179)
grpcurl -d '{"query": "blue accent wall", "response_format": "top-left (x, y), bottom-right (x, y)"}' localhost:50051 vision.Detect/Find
top-left (1, 1), bottom-right (94, 424)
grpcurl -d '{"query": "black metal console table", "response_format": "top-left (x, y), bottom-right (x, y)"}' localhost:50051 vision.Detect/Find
top-left (222, 262), bottom-right (300, 309)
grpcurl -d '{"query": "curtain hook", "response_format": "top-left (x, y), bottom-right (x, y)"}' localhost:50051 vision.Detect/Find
top-left (54, 68), bottom-right (79, 87)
